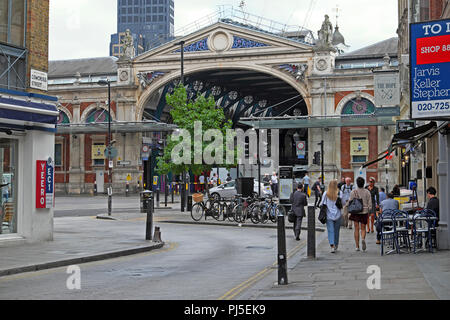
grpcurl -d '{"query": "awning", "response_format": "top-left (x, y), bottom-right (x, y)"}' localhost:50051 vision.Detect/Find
top-left (56, 121), bottom-right (178, 134)
top-left (392, 121), bottom-right (437, 142)
top-left (0, 96), bottom-right (59, 133)
top-left (361, 120), bottom-right (449, 168)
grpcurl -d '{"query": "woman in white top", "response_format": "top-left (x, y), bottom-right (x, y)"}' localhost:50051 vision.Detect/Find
top-left (320, 179), bottom-right (343, 253)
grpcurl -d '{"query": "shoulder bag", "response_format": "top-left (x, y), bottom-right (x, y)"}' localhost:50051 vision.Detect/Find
top-left (318, 197), bottom-right (328, 224)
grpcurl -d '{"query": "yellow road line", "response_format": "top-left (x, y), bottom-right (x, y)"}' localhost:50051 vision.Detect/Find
top-left (219, 239), bottom-right (306, 300)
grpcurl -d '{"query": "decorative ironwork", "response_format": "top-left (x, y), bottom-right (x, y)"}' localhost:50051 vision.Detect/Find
top-left (137, 71), bottom-right (166, 88)
top-left (278, 63), bottom-right (308, 81)
top-left (86, 109), bottom-right (111, 124)
top-left (232, 36), bottom-right (269, 49)
top-left (211, 86), bottom-right (222, 96)
top-left (173, 38), bottom-right (209, 53)
top-left (342, 98), bottom-right (375, 115)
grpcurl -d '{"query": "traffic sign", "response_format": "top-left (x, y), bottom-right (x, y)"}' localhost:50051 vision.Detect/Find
top-left (104, 147), bottom-right (118, 159)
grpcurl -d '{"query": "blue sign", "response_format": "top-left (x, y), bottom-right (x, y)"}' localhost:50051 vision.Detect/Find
top-left (410, 19), bottom-right (450, 119)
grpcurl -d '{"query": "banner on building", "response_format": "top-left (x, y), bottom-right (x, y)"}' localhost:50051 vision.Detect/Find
top-left (36, 158), bottom-right (54, 209)
top-left (410, 18), bottom-right (450, 119)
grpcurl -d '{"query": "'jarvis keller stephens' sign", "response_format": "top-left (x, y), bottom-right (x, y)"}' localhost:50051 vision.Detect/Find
top-left (410, 19), bottom-right (450, 119)
top-left (36, 158), bottom-right (54, 209)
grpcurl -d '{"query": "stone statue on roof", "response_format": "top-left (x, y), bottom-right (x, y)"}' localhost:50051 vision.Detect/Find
top-left (317, 14), bottom-right (334, 49)
top-left (121, 29), bottom-right (135, 60)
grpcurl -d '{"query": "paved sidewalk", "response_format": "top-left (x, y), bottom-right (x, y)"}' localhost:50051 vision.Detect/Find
top-left (0, 217), bottom-right (163, 277)
top-left (247, 226), bottom-right (450, 300)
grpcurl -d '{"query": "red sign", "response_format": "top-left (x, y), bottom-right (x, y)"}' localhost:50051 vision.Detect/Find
top-left (36, 160), bottom-right (46, 209)
top-left (416, 34), bottom-right (450, 65)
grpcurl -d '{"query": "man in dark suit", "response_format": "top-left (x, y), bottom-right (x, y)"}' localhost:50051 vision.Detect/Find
top-left (290, 183), bottom-right (308, 241)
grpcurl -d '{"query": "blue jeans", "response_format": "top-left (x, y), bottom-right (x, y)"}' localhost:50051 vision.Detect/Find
top-left (326, 217), bottom-right (342, 247)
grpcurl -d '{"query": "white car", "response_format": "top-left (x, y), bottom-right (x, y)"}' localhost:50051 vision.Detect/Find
top-left (208, 180), bottom-right (272, 200)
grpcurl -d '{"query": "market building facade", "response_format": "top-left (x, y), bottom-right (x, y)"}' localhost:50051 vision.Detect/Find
top-left (49, 13), bottom-right (401, 198)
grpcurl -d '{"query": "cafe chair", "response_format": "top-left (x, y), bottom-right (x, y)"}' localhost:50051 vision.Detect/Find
top-left (393, 210), bottom-right (411, 253)
top-left (412, 209), bottom-right (437, 254)
top-left (379, 209), bottom-right (397, 256)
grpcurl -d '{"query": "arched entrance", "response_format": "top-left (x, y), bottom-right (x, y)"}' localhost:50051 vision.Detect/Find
top-left (137, 67), bottom-right (310, 183)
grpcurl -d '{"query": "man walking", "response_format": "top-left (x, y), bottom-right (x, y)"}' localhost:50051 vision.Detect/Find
top-left (271, 172), bottom-right (278, 197)
top-left (290, 183), bottom-right (308, 241)
top-left (302, 173), bottom-right (311, 198)
top-left (340, 177), bottom-right (354, 229)
top-left (312, 177), bottom-right (322, 208)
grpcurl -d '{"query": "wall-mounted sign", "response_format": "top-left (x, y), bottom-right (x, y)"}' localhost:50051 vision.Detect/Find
top-left (410, 19), bottom-right (450, 119)
top-left (92, 144), bottom-right (106, 160)
top-left (36, 158), bottom-right (54, 209)
top-left (350, 139), bottom-right (369, 156)
top-left (30, 69), bottom-right (48, 91)
top-left (296, 140), bottom-right (306, 159)
top-left (374, 72), bottom-right (400, 106)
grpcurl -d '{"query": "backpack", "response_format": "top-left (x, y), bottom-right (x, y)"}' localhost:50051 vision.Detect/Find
top-left (348, 190), bottom-right (364, 214)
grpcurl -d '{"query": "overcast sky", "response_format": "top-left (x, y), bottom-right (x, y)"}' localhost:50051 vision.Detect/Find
top-left (49, 0), bottom-right (398, 61)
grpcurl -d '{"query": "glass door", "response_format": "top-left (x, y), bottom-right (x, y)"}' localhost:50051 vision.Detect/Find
top-left (0, 138), bottom-right (18, 234)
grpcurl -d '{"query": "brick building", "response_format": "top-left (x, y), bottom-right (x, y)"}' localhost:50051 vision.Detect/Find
top-left (0, 0), bottom-right (58, 245)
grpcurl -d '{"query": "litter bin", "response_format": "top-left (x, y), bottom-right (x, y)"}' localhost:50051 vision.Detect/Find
top-left (140, 190), bottom-right (153, 213)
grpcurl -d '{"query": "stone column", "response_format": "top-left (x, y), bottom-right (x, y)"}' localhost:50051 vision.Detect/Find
top-left (437, 132), bottom-right (449, 249)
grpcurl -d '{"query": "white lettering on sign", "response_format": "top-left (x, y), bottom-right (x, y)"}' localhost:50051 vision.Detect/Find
top-left (423, 23), bottom-right (443, 35)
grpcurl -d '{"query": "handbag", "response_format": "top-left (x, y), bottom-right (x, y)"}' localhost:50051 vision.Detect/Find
top-left (288, 210), bottom-right (296, 223)
top-left (348, 190), bottom-right (364, 214)
top-left (318, 203), bottom-right (327, 224)
top-left (336, 197), bottom-right (343, 210)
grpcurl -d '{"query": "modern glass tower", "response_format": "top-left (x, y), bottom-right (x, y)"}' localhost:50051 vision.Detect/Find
top-left (111, 0), bottom-right (174, 57)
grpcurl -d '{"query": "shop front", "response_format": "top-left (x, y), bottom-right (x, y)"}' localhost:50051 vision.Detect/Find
top-left (0, 88), bottom-right (58, 246)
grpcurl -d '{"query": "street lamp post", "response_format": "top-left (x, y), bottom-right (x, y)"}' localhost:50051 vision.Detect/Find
top-left (175, 40), bottom-right (186, 212)
top-left (98, 79), bottom-right (112, 216)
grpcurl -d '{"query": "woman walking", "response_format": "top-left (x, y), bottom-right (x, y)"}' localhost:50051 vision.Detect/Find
top-left (348, 177), bottom-right (372, 251)
top-left (320, 179), bottom-right (343, 253)
top-left (365, 177), bottom-right (379, 233)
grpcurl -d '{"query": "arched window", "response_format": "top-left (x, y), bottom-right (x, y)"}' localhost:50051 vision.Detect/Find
top-left (342, 98), bottom-right (375, 115)
top-left (57, 111), bottom-right (70, 125)
top-left (85, 109), bottom-right (111, 123)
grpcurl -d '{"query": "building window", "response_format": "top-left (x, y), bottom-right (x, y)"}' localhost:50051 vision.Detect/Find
top-left (0, 137), bottom-right (18, 234)
top-left (92, 143), bottom-right (106, 166)
top-left (342, 98), bottom-right (375, 115)
top-left (55, 143), bottom-right (63, 167)
top-left (0, 0), bottom-right (26, 47)
top-left (352, 156), bottom-right (367, 163)
top-left (85, 109), bottom-right (111, 124)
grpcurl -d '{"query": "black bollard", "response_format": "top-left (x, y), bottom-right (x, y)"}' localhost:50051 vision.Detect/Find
top-left (277, 210), bottom-right (288, 285)
top-left (145, 195), bottom-right (153, 241)
top-left (307, 206), bottom-right (316, 259)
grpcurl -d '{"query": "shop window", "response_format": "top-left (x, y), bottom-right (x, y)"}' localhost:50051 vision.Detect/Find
top-left (0, 138), bottom-right (18, 235)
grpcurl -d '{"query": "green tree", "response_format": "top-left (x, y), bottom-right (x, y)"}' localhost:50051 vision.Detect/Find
top-left (156, 85), bottom-right (236, 196)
